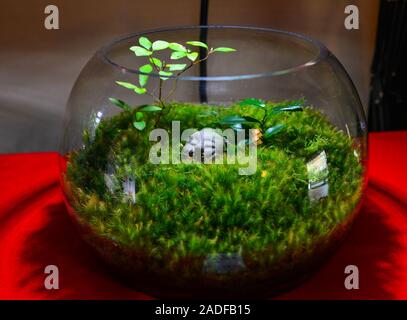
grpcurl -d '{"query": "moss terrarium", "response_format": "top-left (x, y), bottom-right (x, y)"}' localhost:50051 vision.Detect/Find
top-left (60, 26), bottom-right (367, 298)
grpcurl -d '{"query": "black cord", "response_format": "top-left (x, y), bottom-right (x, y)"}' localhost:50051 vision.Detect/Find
top-left (369, 0), bottom-right (407, 131)
top-left (199, 0), bottom-right (209, 103)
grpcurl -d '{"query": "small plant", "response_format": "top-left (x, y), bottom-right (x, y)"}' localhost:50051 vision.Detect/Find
top-left (109, 37), bottom-right (236, 130)
top-left (219, 98), bottom-right (304, 144)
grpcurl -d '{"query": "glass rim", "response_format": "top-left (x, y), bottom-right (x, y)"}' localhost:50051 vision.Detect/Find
top-left (99, 25), bottom-right (329, 81)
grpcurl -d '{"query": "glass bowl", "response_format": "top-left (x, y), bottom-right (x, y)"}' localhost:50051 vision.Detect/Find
top-left (59, 26), bottom-right (367, 298)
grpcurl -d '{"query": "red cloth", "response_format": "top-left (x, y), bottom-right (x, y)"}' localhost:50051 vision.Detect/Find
top-left (0, 131), bottom-right (406, 300)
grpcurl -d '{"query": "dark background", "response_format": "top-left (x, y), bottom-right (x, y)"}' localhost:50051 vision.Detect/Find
top-left (0, 0), bottom-right (380, 152)
top-left (368, 0), bottom-right (407, 132)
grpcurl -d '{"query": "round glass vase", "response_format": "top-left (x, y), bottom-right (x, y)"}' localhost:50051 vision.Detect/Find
top-left (60, 26), bottom-right (367, 298)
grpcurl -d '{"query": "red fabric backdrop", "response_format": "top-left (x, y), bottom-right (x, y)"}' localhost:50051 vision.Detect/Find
top-left (0, 131), bottom-right (406, 300)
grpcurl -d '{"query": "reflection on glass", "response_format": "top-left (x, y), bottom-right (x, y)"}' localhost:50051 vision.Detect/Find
top-left (307, 150), bottom-right (329, 202)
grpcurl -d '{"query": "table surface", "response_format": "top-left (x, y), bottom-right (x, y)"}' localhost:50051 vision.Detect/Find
top-left (1, 131), bottom-right (406, 300)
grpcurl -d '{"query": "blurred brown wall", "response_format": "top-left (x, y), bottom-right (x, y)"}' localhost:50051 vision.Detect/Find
top-left (0, 0), bottom-right (379, 152)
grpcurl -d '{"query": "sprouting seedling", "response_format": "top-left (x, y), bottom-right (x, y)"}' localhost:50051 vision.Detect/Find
top-left (109, 37), bottom-right (236, 130)
top-left (219, 98), bottom-right (303, 144)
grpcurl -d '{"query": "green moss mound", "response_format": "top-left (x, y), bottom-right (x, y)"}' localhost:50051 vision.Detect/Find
top-left (65, 101), bottom-right (363, 273)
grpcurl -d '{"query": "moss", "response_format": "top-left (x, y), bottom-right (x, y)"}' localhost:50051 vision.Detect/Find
top-left (65, 101), bottom-right (364, 276)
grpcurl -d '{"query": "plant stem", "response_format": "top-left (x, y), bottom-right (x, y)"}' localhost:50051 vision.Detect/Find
top-left (158, 78), bottom-right (163, 102)
top-left (153, 50), bottom-right (213, 126)
top-left (163, 51), bottom-right (213, 102)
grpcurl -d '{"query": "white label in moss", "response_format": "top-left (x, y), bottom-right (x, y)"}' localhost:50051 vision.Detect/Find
top-left (307, 150), bottom-right (329, 202)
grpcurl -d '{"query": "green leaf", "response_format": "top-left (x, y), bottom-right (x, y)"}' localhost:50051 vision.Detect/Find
top-left (264, 124), bottom-right (285, 139)
top-left (166, 63), bottom-right (187, 71)
top-left (186, 41), bottom-right (208, 49)
top-left (220, 115), bottom-right (246, 125)
top-left (150, 57), bottom-right (162, 68)
top-left (129, 46), bottom-right (151, 56)
top-left (139, 64), bottom-right (153, 87)
top-left (138, 105), bottom-right (162, 112)
top-left (134, 87), bottom-right (147, 94)
top-left (115, 81), bottom-right (145, 95)
top-left (213, 47), bottom-right (236, 53)
top-left (187, 52), bottom-right (198, 61)
top-left (171, 51), bottom-right (187, 60)
top-left (159, 70), bottom-right (173, 80)
top-left (139, 74), bottom-right (148, 87)
top-left (152, 40), bottom-right (169, 51)
top-left (133, 121), bottom-right (146, 131)
top-left (116, 81), bottom-right (138, 90)
top-left (278, 105), bottom-right (303, 112)
top-left (242, 116), bottom-right (261, 123)
top-left (169, 42), bottom-right (187, 52)
top-left (159, 71), bottom-right (173, 77)
top-left (269, 105), bottom-right (303, 115)
top-left (136, 112), bottom-right (144, 121)
top-left (239, 98), bottom-right (266, 108)
top-left (219, 115), bottom-right (258, 125)
top-left (139, 37), bottom-right (152, 50)
top-left (108, 98), bottom-right (131, 111)
top-left (139, 64), bottom-right (153, 74)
